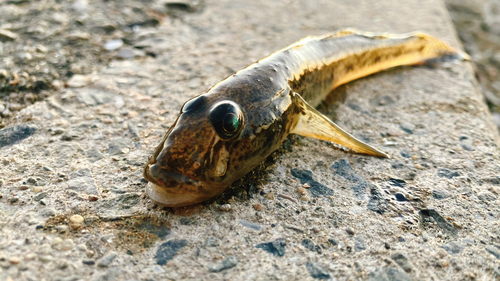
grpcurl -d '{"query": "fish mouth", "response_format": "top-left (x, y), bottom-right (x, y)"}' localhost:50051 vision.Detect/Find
top-left (145, 164), bottom-right (221, 207)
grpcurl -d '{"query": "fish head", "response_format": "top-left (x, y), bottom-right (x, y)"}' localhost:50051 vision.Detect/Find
top-left (143, 93), bottom-right (253, 207)
top-left (144, 68), bottom-right (295, 207)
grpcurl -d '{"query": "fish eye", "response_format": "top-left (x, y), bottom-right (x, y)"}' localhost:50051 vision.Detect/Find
top-left (209, 101), bottom-right (243, 140)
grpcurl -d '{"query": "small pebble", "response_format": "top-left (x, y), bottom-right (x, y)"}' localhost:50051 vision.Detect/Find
top-left (69, 215), bottom-right (84, 224)
top-left (42, 165), bottom-right (54, 172)
top-left (71, 222), bottom-right (83, 230)
top-left (97, 252), bottom-right (117, 267)
top-left (395, 193), bottom-right (407, 201)
top-left (328, 238), bottom-right (338, 246)
top-left (104, 39), bottom-right (123, 51)
top-left (205, 237), bottom-right (219, 247)
top-left (302, 183), bottom-right (310, 189)
top-left (24, 253), bottom-right (37, 261)
top-left (38, 255), bottom-right (53, 263)
top-left (55, 225), bottom-right (68, 233)
top-left (422, 232), bottom-right (429, 242)
top-left (220, 204), bottom-right (232, 212)
top-left (346, 227), bottom-right (355, 235)
top-left (391, 253), bottom-right (413, 272)
top-left (32, 186), bottom-right (43, 193)
top-left (57, 260), bottom-right (69, 270)
top-left (414, 164), bottom-right (424, 169)
top-left (52, 237), bottom-right (63, 246)
top-left (9, 256), bottom-right (21, 264)
top-left (34, 191), bottom-right (47, 201)
top-left (477, 191), bottom-right (497, 202)
top-left (300, 196), bottom-right (308, 202)
top-left (117, 47), bottom-right (144, 59)
top-left (88, 195), bottom-right (99, 201)
top-left (41, 208), bottom-right (55, 217)
top-left (0, 29), bottom-right (19, 41)
top-left (459, 136), bottom-right (473, 151)
top-left (27, 178), bottom-right (37, 185)
top-left (82, 259), bottom-right (95, 265)
top-left (208, 255), bottom-right (238, 272)
top-left (265, 192), bottom-right (274, 200)
top-left (84, 216), bottom-right (98, 225)
top-left (76, 244), bottom-right (87, 251)
top-left (253, 204), bottom-right (263, 211)
top-left (400, 122), bottom-right (415, 134)
top-left (66, 31), bottom-right (90, 40)
top-left (59, 239), bottom-right (75, 251)
top-left (437, 248), bottom-right (448, 258)
top-left (297, 187), bottom-right (306, 194)
top-left (485, 245), bottom-right (500, 260)
top-left (50, 128), bottom-right (65, 135)
top-left (306, 262), bottom-right (331, 279)
top-left (400, 149), bottom-right (411, 158)
top-left (383, 141), bottom-right (398, 146)
top-left (18, 185), bottom-right (29, 190)
top-left (238, 219), bottom-right (262, 231)
top-left (67, 74), bottom-right (92, 88)
top-left (433, 188), bottom-right (451, 200)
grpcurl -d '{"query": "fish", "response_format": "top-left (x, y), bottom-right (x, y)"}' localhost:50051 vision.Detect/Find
top-left (143, 29), bottom-right (468, 207)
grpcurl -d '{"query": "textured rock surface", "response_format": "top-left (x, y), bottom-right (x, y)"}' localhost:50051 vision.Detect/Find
top-left (445, 0), bottom-right (500, 129)
top-left (0, 0), bottom-right (499, 280)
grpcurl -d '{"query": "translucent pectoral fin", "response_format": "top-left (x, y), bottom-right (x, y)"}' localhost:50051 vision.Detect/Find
top-left (290, 93), bottom-right (389, 158)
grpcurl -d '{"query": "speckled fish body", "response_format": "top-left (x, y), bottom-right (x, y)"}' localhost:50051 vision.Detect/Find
top-left (144, 29), bottom-right (466, 207)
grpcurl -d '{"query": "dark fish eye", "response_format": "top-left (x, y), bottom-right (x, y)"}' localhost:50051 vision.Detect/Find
top-left (222, 113), bottom-right (239, 133)
top-left (209, 101), bottom-right (243, 140)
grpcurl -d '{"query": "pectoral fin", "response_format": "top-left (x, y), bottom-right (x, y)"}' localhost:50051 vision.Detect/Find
top-left (290, 93), bottom-right (389, 158)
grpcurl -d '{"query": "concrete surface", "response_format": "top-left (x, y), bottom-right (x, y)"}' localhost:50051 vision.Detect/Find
top-left (0, 0), bottom-right (499, 280)
top-left (445, 0), bottom-right (500, 130)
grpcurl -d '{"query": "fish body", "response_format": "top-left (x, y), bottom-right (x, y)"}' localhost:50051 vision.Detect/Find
top-left (143, 29), bottom-right (466, 207)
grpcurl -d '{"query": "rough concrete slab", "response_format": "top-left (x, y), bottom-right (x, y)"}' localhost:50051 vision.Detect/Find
top-left (0, 0), bottom-right (499, 280)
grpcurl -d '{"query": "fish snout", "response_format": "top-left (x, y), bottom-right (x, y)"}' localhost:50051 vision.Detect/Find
top-left (147, 163), bottom-right (201, 188)
top-left (145, 163), bottom-right (220, 207)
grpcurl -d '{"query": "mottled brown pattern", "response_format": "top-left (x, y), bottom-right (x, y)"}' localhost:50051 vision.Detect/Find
top-left (143, 29), bottom-right (464, 207)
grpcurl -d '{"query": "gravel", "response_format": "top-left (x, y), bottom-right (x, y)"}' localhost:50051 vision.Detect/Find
top-left (97, 252), bottom-right (118, 267)
top-left (0, 123), bottom-right (37, 147)
top-left (207, 256), bottom-right (238, 272)
top-left (155, 240), bottom-right (187, 266)
top-left (256, 239), bottom-right (287, 257)
top-left (306, 262), bottom-right (331, 280)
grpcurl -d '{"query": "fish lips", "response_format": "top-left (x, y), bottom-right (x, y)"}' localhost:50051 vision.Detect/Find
top-left (145, 163), bottom-right (222, 207)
